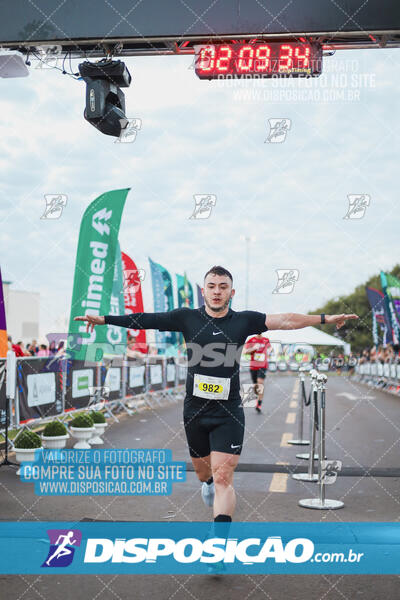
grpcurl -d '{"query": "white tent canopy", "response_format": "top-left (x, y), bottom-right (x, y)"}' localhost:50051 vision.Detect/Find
top-left (265, 326), bottom-right (346, 347)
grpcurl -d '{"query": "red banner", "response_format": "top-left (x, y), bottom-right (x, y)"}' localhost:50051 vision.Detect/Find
top-left (121, 251), bottom-right (147, 349)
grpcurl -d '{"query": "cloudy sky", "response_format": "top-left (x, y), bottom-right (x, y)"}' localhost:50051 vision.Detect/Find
top-left (1, 46), bottom-right (399, 339)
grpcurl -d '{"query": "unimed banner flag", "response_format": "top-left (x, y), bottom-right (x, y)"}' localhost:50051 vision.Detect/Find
top-left (103, 240), bottom-right (126, 356)
top-left (67, 189), bottom-right (129, 361)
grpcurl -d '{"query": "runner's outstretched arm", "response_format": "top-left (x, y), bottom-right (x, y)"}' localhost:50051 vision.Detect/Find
top-left (74, 310), bottom-right (184, 333)
top-left (265, 313), bottom-right (359, 331)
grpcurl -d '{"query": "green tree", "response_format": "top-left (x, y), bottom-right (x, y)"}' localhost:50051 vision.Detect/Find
top-left (307, 264), bottom-right (400, 353)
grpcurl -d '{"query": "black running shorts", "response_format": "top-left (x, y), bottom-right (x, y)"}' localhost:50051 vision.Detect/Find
top-left (183, 409), bottom-right (245, 458)
top-left (250, 368), bottom-right (267, 383)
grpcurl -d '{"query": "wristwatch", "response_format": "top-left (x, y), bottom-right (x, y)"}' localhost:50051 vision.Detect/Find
top-left (320, 313), bottom-right (325, 324)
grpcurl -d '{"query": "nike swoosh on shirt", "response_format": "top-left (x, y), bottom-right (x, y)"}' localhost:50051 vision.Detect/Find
top-left (212, 331), bottom-right (222, 335)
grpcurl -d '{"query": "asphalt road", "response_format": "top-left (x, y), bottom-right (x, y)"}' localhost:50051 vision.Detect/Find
top-left (0, 371), bottom-right (399, 598)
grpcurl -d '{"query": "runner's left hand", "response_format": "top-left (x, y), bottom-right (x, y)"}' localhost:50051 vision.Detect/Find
top-left (326, 314), bottom-right (359, 329)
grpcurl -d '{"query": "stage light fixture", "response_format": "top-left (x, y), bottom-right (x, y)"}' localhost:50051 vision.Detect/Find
top-left (78, 59), bottom-right (132, 137)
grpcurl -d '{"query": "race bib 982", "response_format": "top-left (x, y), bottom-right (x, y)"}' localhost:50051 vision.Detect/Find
top-left (193, 374), bottom-right (230, 400)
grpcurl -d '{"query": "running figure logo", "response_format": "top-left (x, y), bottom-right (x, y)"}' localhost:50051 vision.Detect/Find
top-left (320, 460), bottom-right (342, 484)
top-left (189, 195), bottom-right (217, 219)
top-left (123, 269), bottom-right (146, 295)
top-left (115, 118), bottom-right (142, 143)
top-left (42, 529), bottom-right (82, 568)
top-left (88, 385), bottom-right (110, 407)
top-left (40, 194), bottom-right (67, 219)
top-left (35, 45), bottom-right (62, 69)
top-left (265, 119), bottom-right (291, 143)
top-left (272, 269), bottom-right (299, 294)
top-left (241, 383), bottom-right (264, 407)
top-left (343, 194), bottom-right (370, 219)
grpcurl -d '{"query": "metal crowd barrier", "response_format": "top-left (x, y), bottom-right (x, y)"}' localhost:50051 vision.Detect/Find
top-left (0, 354), bottom-right (187, 438)
top-left (353, 360), bottom-right (400, 395)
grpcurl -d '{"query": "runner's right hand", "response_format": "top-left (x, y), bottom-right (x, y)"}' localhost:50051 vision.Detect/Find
top-left (74, 315), bottom-right (105, 333)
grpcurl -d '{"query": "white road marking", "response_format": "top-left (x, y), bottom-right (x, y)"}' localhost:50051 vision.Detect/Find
top-left (336, 392), bottom-right (375, 401)
top-left (280, 432), bottom-right (293, 447)
top-left (286, 412), bottom-right (296, 424)
top-left (269, 461), bottom-right (289, 493)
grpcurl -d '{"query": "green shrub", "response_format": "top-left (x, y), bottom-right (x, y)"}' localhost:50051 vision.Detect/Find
top-left (14, 430), bottom-right (42, 449)
top-left (43, 421), bottom-right (68, 437)
top-left (70, 413), bottom-right (94, 428)
top-left (90, 411), bottom-right (106, 424)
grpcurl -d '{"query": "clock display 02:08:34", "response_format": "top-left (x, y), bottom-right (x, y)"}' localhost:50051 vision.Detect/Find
top-left (195, 42), bottom-right (323, 79)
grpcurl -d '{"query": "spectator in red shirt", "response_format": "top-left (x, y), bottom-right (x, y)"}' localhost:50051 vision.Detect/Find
top-left (18, 341), bottom-right (31, 356)
top-left (8, 336), bottom-right (24, 357)
top-left (244, 334), bottom-right (271, 413)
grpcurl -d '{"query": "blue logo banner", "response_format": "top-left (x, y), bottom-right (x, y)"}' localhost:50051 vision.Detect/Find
top-left (0, 522), bottom-right (398, 574)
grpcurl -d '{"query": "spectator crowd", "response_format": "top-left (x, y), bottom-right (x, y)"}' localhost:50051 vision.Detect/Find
top-left (7, 336), bottom-right (65, 357)
top-left (359, 343), bottom-right (399, 364)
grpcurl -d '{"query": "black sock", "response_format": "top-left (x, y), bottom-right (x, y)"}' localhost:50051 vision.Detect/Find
top-left (206, 477), bottom-right (213, 485)
top-left (213, 514), bottom-right (232, 538)
top-left (214, 514), bottom-right (232, 522)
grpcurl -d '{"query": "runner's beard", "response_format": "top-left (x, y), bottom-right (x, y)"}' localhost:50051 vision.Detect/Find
top-left (204, 296), bottom-right (230, 313)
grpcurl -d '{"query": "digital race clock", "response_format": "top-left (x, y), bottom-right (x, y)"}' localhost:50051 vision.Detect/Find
top-left (194, 42), bottom-right (322, 79)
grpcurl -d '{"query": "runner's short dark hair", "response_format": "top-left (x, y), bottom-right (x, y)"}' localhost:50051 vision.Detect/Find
top-left (204, 266), bottom-right (233, 284)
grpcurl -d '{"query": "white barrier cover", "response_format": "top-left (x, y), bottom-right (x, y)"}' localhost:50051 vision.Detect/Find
top-left (167, 364), bottom-right (176, 382)
top-left (27, 372), bottom-right (56, 407)
top-left (150, 364), bottom-right (163, 385)
top-left (129, 365), bottom-right (145, 388)
top-left (105, 368), bottom-right (121, 392)
top-left (383, 363), bottom-right (389, 377)
top-left (72, 368), bottom-right (94, 398)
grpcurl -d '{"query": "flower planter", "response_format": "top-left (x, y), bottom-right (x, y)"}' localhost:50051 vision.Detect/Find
top-left (42, 433), bottom-right (70, 449)
top-left (14, 447), bottom-right (42, 476)
top-left (89, 423), bottom-right (107, 445)
top-left (69, 426), bottom-right (95, 449)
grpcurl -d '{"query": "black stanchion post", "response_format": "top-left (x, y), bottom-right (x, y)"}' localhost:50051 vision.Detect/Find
top-left (288, 367), bottom-right (310, 446)
top-left (299, 373), bottom-right (344, 510)
top-left (296, 367), bottom-right (319, 461)
top-left (292, 369), bottom-right (319, 482)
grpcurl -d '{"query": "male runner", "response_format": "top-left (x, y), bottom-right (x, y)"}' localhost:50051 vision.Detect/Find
top-left (75, 265), bottom-right (358, 525)
top-left (244, 334), bottom-right (271, 413)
